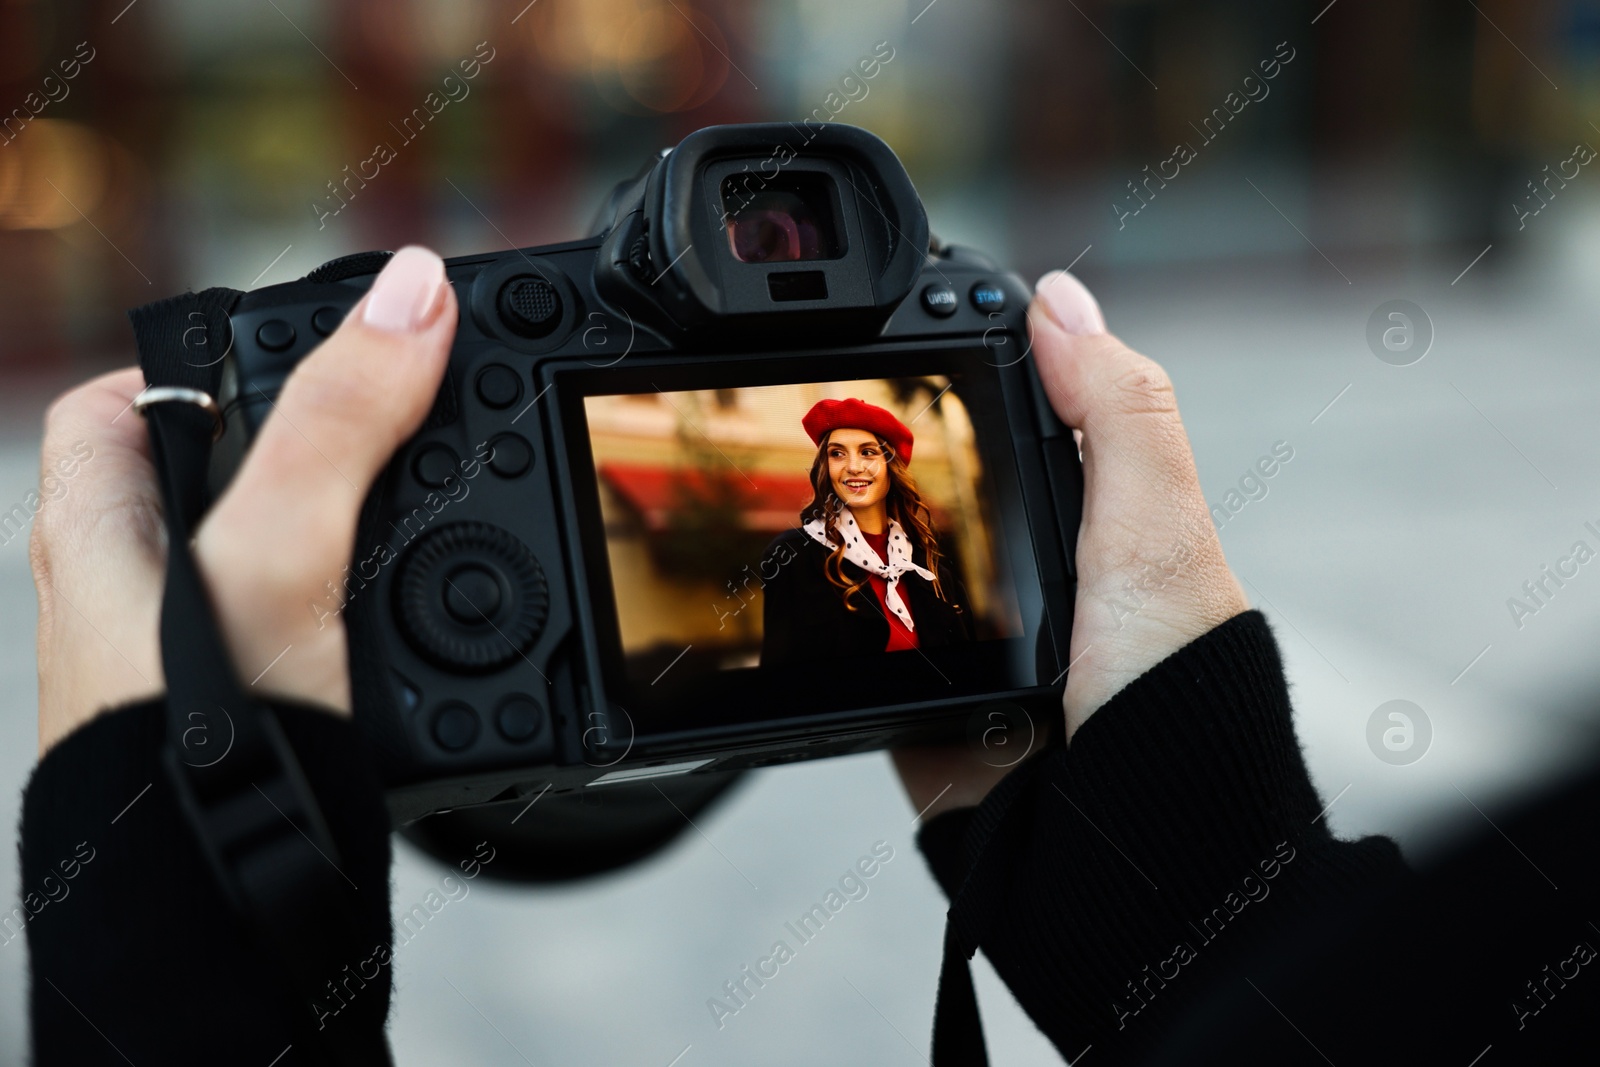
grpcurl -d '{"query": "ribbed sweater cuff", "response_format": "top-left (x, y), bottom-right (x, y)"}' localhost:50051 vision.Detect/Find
top-left (1064, 608), bottom-right (1332, 863)
top-left (18, 698), bottom-right (395, 1066)
top-left (917, 611), bottom-right (1410, 1061)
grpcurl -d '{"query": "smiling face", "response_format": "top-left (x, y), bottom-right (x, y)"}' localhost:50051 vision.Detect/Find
top-left (825, 428), bottom-right (891, 513)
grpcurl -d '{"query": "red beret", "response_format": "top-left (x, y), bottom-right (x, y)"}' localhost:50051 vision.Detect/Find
top-left (802, 398), bottom-right (914, 465)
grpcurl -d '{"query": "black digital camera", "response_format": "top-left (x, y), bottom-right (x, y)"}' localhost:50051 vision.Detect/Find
top-left (214, 123), bottom-right (1081, 832)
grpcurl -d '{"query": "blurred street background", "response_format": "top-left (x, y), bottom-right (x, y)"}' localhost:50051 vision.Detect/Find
top-left (4, 1), bottom-right (1600, 1063)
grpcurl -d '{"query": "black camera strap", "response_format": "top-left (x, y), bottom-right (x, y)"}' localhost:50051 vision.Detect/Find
top-left (130, 290), bottom-right (370, 1062)
top-left (931, 752), bottom-right (1048, 1067)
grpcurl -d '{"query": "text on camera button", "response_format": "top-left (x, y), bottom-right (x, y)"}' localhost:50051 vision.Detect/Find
top-left (921, 284), bottom-right (958, 317)
top-left (970, 282), bottom-right (1006, 312)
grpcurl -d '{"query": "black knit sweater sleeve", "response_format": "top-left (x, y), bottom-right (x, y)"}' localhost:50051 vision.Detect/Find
top-left (917, 610), bottom-right (1410, 1062)
top-left (17, 698), bottom-right (395, 1066)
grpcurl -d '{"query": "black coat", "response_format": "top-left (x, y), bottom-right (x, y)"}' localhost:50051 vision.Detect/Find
top-left (759, 526), bottom-right (974, 668)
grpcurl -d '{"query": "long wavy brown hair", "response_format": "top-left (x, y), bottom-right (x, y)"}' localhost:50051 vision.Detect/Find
top-left (801, 431), bottom-right (949, 611)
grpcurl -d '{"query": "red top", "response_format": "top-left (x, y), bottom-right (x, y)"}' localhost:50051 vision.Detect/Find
top-left (861, 529), bottom-right (919, 652)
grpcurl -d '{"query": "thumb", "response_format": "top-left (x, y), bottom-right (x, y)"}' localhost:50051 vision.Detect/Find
top-left (1028, 271), bottom-right (1247, 735)
top-left (219, 245), bottom-right (455, 536)
top-left (1030, 270), bottom-right (1186, 480)
top-left (196, 245), bottom-right (456, 708)
top-left (1030, 270), bottom-right (1207, 558)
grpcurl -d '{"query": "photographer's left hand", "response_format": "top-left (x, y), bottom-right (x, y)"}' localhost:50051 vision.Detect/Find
top-left (32, 246), bottom-right (455, 754)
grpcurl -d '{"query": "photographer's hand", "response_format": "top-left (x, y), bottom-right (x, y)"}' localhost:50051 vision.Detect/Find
top-left (32, 246), bottom-right (456, 754)
top-left (894, 271), bottom-right (1248, 818)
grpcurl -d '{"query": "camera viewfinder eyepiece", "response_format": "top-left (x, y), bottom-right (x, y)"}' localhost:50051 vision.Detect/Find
top-left (595, 122), bottom-right (928, 345)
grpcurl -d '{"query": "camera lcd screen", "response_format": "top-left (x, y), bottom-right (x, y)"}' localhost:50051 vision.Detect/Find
top-left (558, 347), bottom-right (1051, 738)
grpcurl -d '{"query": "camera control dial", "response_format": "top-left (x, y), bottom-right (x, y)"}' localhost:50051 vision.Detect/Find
top-left (395, 522), bottom-right (549, 672)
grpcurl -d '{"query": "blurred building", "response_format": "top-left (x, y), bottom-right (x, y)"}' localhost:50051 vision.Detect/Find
top-left (3, 0), bottom-right (1597, 379)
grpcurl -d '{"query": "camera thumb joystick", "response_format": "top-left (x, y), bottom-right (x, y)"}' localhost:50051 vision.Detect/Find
top-left (498, 276), bottom-right (563, 338)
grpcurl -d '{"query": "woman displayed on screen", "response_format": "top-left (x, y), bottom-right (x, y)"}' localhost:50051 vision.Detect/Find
top-left (759, 397), bottom-right (973, 668)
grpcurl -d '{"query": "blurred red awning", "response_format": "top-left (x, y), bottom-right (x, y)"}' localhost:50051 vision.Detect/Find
top-left (597, 462), bottom-right (813, 533)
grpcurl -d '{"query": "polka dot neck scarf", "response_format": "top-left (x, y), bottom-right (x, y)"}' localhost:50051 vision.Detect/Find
top-left (802, 506), bottom-right (936, 631)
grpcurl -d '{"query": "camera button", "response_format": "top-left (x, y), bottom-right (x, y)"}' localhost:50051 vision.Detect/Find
top-left (442, 564), bottom-right (503, 623)
top-left (395, 522), bottom-right (549, 672)
top-left (311, 306), bottom-right (345, 336)
top-left (431, 703), bottom-right (481, 751)
top-left (256, 319), bottom-right (297, 351)
top-left (921, 284), bottom-right (958, 317)
top-left (486, 433), bottom-right (534, 478)
top-left (496, 696), bottom-right (545, 743)
top-left (413, 444), bottom-right (460, 488)
top-left (498, 276), bottom-right (563, 338)
top-left (970, 282), bottom-right (1006, 312)
top-left (476, 364), bottom-right (523, 409)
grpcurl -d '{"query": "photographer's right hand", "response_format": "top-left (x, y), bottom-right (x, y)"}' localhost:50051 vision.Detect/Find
top-left (893, 273), bottom-right (1250, 819)
top-left (33, 246), bottom-right (455, 753)
top-left (1030, 271), bottom-right (1250, 740)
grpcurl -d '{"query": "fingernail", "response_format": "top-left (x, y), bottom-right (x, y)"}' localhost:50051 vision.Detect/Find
top-left (1035, 270), bottom-right (1106, 336)
top-left (362, 246), bottom-right (447, 333)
